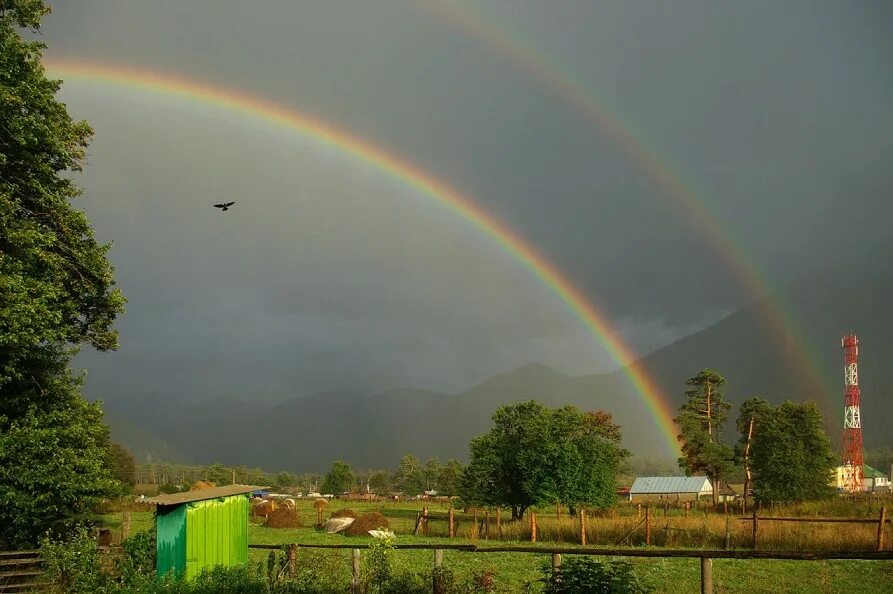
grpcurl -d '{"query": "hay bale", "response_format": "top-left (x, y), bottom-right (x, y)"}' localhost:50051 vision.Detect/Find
top-left (330, 508), bottom-right (358, 520)
top-left (190, 481), bottom-right (215, 491)
top-left (282, 498), bottom-right (296, 509)
top-left (266, 506), bottom-right (302, 529)
top-left (253, 500), bottom-right (275, 518)
top-left (344, 512), bottom-right (389, 536)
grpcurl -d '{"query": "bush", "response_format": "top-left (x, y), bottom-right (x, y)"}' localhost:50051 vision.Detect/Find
top-left (40, 525), bottom-right (115, 594)
top-left (541, 557), bottom-right (649, 594)
top-left (117, 529), bottom-right (157, 590)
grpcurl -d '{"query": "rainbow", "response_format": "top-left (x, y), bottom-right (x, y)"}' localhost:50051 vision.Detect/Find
top-left (423, 1), bottom-right (829, 403)
top-left (45, 59), bottom-right (683, 454)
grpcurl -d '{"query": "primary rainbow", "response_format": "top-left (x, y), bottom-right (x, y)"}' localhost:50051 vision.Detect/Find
top-left (45, 59), bottom-right (682, 454)
top-left (423, 1), bottom-right (829, 404)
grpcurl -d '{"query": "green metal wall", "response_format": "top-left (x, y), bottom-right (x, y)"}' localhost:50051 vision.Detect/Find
top-left (156, 504), bottom-right (186, 577)
top-left (184, 495), bottom-right (249, 579)
top-left (155, 494), bottom-right (249, 579)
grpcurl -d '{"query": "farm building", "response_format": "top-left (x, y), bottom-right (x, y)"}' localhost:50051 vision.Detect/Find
top-left (149, 484), bottom-right (263, 578)
top-left (628, 477), bottom-right (713, 502)
top-left (833, 465), bottom-right (891, 492)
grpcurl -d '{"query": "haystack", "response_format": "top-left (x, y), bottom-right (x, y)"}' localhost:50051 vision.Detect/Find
top-left (281, 498), bottom-right (296, 509)
top-left (190, 481), bottom-right (215, 491)
top-left (266, 506), bottom-right (302, 529)
top-left (344, 512), bottom-right (389, 536)
top-left (252, 500), bottom-right (275, 518)
top-left (330, 508), bottom-right (358, 519)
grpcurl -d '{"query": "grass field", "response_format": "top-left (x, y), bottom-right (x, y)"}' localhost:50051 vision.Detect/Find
top-left (97, 497), bottom-right (893, 592)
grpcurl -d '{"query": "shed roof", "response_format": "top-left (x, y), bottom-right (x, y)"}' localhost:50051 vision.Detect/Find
top-left (629, 476), bottom-right (712, 494)
top-left (148, 485), bottom-right (265, 507)
top-left (864, 465), bottom-right (888, 480)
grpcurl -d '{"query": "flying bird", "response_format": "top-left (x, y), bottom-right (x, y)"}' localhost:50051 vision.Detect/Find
top-left (213, 201), bottom-right (235, 212)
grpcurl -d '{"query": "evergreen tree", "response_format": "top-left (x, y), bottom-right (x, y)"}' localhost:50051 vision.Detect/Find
top-left (0, 0), bottom-right (126, 546)
top-left (734, 397), bottom-right (771, 512)
top-left (674, 370), bottom-right (735, 505)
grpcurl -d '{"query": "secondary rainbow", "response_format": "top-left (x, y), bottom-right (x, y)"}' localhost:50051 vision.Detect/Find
top-left (45, 59), bottom-right (682, 454)
top-left (423, 1), bottom-right (828, 403)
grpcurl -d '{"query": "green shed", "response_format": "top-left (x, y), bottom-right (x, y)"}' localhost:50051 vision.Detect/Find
top-left (149, 485), bottom-right (263, 578)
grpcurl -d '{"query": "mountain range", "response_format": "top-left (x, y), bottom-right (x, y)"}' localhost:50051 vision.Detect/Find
top-left (103, 255), bottom-right (893, 472)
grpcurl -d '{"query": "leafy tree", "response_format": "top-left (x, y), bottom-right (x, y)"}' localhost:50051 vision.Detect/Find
top-left (109, 442), bottom-right (137, 490)
top-left (424, 456), bottom-right (442, 491)
top-left (395, 454), bottom-right (426, 496)
top-left (674, 370), bottom-right (735, 505)
top-left (750, 401), bottom-right (836, 503)
top-left (437, 459), bottom-right (464, 497)
top-left (276, 471), bottom-right (295, 488)
top-left (368, 470), bottom-right (393, 495)
top-left (734, 397), bottom-right (771, 512)
top-left (206, 463), bottom-right (230, 486)
top-left (321, 460), bottom-right (354, 494)
top-left (460, 401), bottom-right (626, 519)
top-left (0, 0), bottom-right (125, 546)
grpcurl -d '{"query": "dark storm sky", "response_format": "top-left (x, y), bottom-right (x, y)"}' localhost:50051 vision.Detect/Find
top-left (36, 1), bottom-right (893, 401)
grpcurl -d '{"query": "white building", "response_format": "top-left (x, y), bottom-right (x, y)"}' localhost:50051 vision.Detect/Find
top-left (628, 476), bottom-right (713, 502)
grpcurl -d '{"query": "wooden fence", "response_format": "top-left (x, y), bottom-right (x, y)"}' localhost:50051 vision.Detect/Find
top-left (741, 506), bottom-right (889, 550)
top-left (249, 541), bottom-right (893, 594)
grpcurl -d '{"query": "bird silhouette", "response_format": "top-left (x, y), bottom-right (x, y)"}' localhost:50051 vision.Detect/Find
top-left (213, 201), bottom-right (235, 212)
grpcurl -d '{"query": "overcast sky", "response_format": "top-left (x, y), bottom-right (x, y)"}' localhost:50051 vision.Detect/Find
top-left (37, 1), bottom-right (893, 402)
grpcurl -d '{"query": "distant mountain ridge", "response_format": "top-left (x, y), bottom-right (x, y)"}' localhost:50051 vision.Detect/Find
top-left (105, 259), bottom-right (893, 470)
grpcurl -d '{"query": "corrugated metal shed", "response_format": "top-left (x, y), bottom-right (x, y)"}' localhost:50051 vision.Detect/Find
top-left (153, 485), bottom-right (263, 579)
top-left (148, 484), bottom-right (265, 507)
top-left (629, 476), bottom-right (712, 494)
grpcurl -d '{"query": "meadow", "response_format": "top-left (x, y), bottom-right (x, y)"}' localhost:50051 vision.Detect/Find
top-left (98, 496), bottom-right (893, 592)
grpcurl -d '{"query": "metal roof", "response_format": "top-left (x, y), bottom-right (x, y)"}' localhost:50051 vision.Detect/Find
top-left (629, 476), bottom-right (712, 494)
top-left (147, 485), bottom-right (266, 507)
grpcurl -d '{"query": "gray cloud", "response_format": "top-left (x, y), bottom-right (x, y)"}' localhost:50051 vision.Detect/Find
top-left (42, 1), bottom-right (892, 404)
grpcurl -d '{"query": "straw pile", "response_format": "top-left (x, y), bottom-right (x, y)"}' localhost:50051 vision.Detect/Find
top-left (190, 481), bottom-right (215, 491)
top-left (330, 508), bottom-right (358, 519)
top-left (266, 506), bottom-right (302, 529)
top-left (344, 512), bottom-right (389, 536)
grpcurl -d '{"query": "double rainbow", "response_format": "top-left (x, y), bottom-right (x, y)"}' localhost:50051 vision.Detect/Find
top-left (46, 59), bottom-right (681, 455)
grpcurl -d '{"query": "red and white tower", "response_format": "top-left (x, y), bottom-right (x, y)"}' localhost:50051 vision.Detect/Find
top-left (840, 334), bottom-right (864, 492)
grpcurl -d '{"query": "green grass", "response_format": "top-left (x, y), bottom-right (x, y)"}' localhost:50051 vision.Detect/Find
top-left (98, 500), bottom-right (893, 593)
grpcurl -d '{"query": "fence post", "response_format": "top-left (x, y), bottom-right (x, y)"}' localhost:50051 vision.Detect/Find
top-left (637, 504), bottom-right (642, 520)
top-left (552, 553), bottom-right (561, 585)
top-left (288, 544), bottom-right (297, 578)
top-left (877, 506), bottom-right (887, 551)
top-left (473, 508), bottom-right (478, 537)
top-left (496, 508), bottom-right (502, 538)
top-left (645, 506), bottom-right (651, 546)
top-left (433, 549), bottom-right (444, 594)
top-left (484, 510), bottom-right (490, 539)
top-left (423, 506), bottom-right (429, 536)
top-left (531, 511), bottom-right (537, 543)
top-left (751, 508), bottom-right (759, 549)
top-left (700, 557), bottom-right (713, 594)
top-left (121, 511), bottom-right (131, 542)
top-left (579, 508), bottom-right (586, 546)
top-left (351, 549), bottom-right (361, 594)
top-left (448, 508), bottom-right (455, 538)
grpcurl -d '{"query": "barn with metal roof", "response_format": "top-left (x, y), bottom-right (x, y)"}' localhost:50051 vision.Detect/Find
top-left (628, 477), bottom-right (713, 502)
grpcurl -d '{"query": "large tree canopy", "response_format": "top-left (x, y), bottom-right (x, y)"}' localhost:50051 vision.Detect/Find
top-left (321, 460), bottom-right (355, 495)
top-left (460, 401), bottom-right (626, 520)
top-left (750, 401), bottom-right (836, 504)
top-left (0, 0), bottom-right (125, 546)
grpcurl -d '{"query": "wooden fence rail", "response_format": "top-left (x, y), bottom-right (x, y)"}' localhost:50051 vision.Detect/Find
top-left (249, 542), bottom-right (893, 594)
top-left (741, 506), bottom-right (888, 550)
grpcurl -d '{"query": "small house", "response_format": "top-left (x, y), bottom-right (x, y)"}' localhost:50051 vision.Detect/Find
top-left (864, 466), bottom-right (891, 492)
top-left (628, 476), bottom-right (713, 502)
top-left (149, 485), bottom-right (264, 579)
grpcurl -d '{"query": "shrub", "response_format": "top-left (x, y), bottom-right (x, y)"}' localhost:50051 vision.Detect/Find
top-left (117, 528), bottom-right (157, 590)
top-left (40, 525), bottom-right (115, 594)
top-left (541, 557), bottom-right (648, 594)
